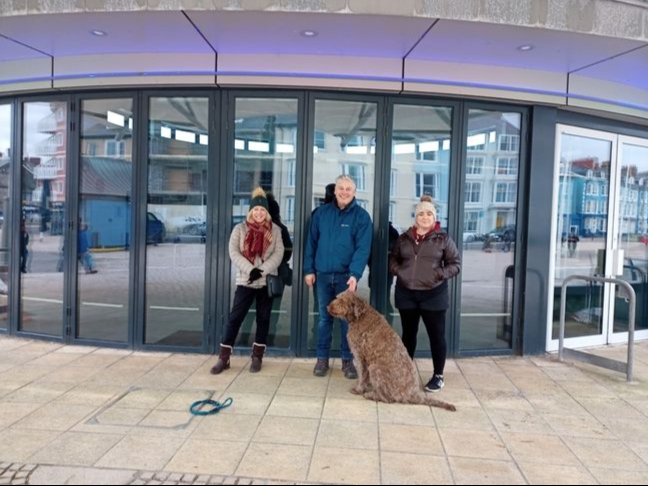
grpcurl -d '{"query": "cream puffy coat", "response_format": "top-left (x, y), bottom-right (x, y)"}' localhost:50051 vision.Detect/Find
top-left (229, 222), bottom-right (284, 288)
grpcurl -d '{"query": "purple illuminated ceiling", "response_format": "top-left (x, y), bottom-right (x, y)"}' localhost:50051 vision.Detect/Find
top-left (0, 10), bottom-right (647, 108)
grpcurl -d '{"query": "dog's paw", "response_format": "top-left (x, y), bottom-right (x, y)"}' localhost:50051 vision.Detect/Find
top-left (350, 386), bottom-right (365, 395)
top-left (363, 391), bottom-right (378, 401)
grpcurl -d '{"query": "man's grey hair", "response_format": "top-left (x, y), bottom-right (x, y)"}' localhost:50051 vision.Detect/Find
top-left (335, 174), bottom-right (356, 189)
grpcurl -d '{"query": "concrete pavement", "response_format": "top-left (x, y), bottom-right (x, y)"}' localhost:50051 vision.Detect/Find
top-left (0, 336), bottom-right (647, 485)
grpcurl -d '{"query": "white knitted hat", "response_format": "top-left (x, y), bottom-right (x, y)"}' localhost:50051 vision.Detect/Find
top-left (415, 195), bottom-right (437, 221)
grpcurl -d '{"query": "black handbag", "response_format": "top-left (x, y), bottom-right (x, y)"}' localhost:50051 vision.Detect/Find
top-left (266, 273), bottom-right (285, 298)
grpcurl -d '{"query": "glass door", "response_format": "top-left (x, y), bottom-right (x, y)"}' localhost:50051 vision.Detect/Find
top-left (551, 126), bottom-right (648, 350)
top-left (228, 96), bottom-right (299, 350)
top-left (307, 98), bottom-right (378, 354)
top-left (459, 109), bottom-right (523, 351)
top-left (76, 98), bottom-right (134, 342)
top-left (143, 97), bottom-right (209, 347)
top-left (20, 101), bottom-right (69, 337)
top-left (387, 103), bottom-right (453, 351)
top-left (549, 125), bottom-right (616, 350)
top-left (610, 136), bottom-right (648, 343)
top-left (0, 104), bottom-right (11, 331)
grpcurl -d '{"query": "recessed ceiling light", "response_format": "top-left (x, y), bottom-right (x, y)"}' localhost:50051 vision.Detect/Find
top-left (517, 44), bottom-right (534, 51)
top-left (300, 30), bottom-right (318, 38)
top-left (90, 30), bottom-right (107, 37)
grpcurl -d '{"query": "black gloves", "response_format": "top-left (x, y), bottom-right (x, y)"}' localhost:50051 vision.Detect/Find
top-left (248, 268), bottom-right (263, 284)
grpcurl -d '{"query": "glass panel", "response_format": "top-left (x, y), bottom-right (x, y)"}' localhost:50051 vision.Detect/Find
top-left (307, 99), bottom-right (376, 352)
top-left (144, 97), bottom-right (208, 346)
top-left (78, 99), bottom-right (133, 342)
top-left (615, 142), bottom-right (648, 333)
top-left (20, 101), bottom-right (68, 335)
top-left (460, 110), bottom-right (521, 351)
top-left (230, 98), bottom-right (298, 349)
top-left (0, 104), bottom-right (11, 330)
top-left (551, 133), bottom-right (611, 339)
top-left (387, 104), bottom-right (453, 351)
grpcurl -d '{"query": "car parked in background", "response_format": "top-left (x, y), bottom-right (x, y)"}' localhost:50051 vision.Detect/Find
top-left (146, 212), bottom-right (166, 244)
top-left (485, 224), bottom-right (516, 242)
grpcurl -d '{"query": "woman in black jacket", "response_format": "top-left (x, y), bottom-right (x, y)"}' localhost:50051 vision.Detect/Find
top-left (388, 195), bottom-right (461, 393)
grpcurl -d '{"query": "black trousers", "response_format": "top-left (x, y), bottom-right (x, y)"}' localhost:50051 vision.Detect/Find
top-left (399, 308), bottom-right (446, 376)
top-left (222, 286), bottom-right (273, 347)
top-left (20, 250), bottom-right (28, 273)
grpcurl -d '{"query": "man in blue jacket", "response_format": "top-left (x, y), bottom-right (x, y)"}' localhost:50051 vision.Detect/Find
top-left (304, 174), bottom-right (373, 379)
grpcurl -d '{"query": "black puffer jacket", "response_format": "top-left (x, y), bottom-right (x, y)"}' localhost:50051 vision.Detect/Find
top-left (388, 226), bottom-right (461, 290)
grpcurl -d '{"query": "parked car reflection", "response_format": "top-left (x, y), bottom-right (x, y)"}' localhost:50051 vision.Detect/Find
top-left (485, 224), bottom-right (516, 242)
top-left (146, 212), bottom-right (166, 244)
top-left (171, 221), bottom-right (206, 244)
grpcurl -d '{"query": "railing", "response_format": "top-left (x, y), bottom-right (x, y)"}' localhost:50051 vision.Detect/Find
top-left (559, 275), bottom-right (636, 382)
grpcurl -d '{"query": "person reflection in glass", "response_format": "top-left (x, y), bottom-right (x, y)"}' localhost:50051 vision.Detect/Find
top-left (312, 183), bottom-right (336, 216)
top-left (20, 219), bottom-right (29, 274)
top-left (567, 229), bottom-right (580, 258)
top-left (78, 221), bottom-right (98, 274)
top-left (265, 192), bottom-right (293, 347)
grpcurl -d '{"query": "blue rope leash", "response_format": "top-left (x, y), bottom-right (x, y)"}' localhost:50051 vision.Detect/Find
top-left (189, 397), bottom-right (233, 416)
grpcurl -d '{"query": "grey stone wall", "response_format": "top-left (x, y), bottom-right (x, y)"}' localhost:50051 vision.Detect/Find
top-left (1, 1), bottom-right (648, 41)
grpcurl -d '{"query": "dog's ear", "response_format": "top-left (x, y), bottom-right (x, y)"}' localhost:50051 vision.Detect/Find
top-left (351, 294), bottom-right (367, 321)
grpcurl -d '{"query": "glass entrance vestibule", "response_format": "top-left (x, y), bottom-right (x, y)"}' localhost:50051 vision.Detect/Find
top-left (0, 90), bottom-right (528, 358)
top-left (549, 124), bottom-right (648, 351)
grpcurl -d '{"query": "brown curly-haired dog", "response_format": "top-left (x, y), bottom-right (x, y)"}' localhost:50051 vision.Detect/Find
top-left (328, 291), bottom-right (456, 412)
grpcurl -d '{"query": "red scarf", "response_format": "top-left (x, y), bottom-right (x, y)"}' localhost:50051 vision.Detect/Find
top-left (243, 221), bottom-right (272, 264)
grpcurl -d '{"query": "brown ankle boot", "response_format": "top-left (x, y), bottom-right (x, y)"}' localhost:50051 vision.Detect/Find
top-left (313, 358), bottom-right (329, 377)
top-left (249, 343), bottom-right (266, 373)
top-left (342, 359), bottom-right (358, 380)
top-left (210, 344), bottom-right (232, 375)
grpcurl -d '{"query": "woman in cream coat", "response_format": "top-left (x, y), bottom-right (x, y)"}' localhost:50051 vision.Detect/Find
top-left (210, 187), bottom-right (284, 374)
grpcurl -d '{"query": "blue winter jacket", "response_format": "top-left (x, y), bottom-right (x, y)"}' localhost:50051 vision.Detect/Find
top-left (304, 198), bottom-right (373, 280)
top-left (78, 230), bottom-right (90, 254)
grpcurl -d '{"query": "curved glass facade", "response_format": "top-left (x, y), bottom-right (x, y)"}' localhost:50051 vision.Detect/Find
top-left (0, 104), bottom-right (10, 331)
top-left (0, 89), bottom-right (529, 356)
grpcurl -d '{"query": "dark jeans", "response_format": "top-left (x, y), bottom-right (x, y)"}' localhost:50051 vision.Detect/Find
top-left (316, 272), bottom-right (352, 360)
top-left (20, 250), bottom-right (28, 273)
top-left (222, 286), bottom-right (274, 347)
top-left (399, 308), bottom-right (446, 376)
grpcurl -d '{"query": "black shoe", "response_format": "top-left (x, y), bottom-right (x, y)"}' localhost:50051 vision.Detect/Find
top-left (342, 359), bottom-right (357, 380)
top-left (425, 374), bottom-right (444, 393)
top-left (313, 359), bottom-right (329, 377)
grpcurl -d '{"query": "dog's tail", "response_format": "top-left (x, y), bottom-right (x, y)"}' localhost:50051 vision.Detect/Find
top-left (409, 392), bottom-right (456, 411)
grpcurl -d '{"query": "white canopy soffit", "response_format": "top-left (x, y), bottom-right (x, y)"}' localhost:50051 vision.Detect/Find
top-left (1, 10), bottom-right (648, 118)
